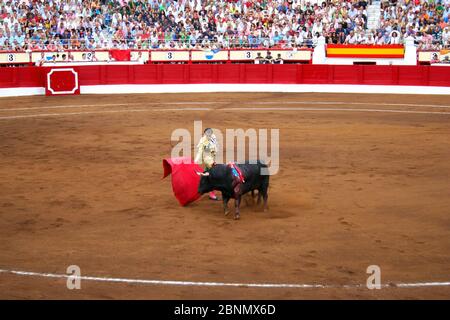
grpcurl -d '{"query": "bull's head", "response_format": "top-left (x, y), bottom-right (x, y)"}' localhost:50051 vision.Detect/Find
top-left (196, 170), bottom-right (213, 194)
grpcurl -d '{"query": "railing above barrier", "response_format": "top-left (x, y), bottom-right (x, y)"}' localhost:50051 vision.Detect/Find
top-left (0, 48), bottom-right (313, 66)
top-left (7, 46), bottom-right (450, 66)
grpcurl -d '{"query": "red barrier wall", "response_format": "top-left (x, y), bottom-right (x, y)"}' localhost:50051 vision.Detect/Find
top-left (0, 66), bottom-right (43, 88)
top-left (1, 65), bottom-right (450, 89)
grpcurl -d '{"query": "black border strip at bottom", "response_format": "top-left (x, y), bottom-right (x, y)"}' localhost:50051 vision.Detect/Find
top-left (1, 300), bottom-right (448, 319)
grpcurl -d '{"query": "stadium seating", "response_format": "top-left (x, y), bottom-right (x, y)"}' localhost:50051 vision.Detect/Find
top-left (0, 0), bottom-right (447, 51)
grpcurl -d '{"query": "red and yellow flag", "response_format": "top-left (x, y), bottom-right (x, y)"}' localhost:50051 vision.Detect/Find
top-left (326, 45), bottom-right (405, 58)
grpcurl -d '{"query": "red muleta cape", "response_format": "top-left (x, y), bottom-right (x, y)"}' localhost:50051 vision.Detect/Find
top-left (162, 157), bottom-right (203, 206)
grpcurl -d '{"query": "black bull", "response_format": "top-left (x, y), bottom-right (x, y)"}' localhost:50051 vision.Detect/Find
top-left (197, 161), bottom-right (269, 220)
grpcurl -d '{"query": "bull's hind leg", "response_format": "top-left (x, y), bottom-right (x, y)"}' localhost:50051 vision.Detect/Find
top-left (250, 190), bottom-right (257, 205)
top-left (259, 187), bottom-right (269, 212)
top-left (263, 192), bottom-right (268, 212)
top-left (256, 191), bottom-right (262, 206)
top-left (223, 196), bottom-right (230, 216)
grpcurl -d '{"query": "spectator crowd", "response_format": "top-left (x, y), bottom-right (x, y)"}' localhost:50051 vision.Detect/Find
top-left (0, 0), bottom-right (449, 51)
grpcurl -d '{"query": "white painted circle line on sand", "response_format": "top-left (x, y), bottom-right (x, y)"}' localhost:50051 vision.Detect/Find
top-left (225, 107), bottom-right (450, 115)
top-left (1, 268), bottom-right (449, 289)
top-left (0, 108), bottom-right (211, 120)
top-left (1, 101), bottom-right (450, 112)
top-left (0, 107), bottom-right (449, 120)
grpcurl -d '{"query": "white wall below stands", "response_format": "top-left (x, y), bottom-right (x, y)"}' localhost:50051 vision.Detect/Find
top-left (0, 87), bottom-right (45, 97)
top-left (2, 84), bottom-right (450, 98)
top-left (79, 84), bottom-right (450, 95)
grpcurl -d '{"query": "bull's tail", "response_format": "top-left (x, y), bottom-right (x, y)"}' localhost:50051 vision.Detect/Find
top-left (256, 159), bottom-right (267, 167)
top-left (258, 161), bottom-right (270, 188)
top-left (258, 162), bottom-right (270, 211)
top-left (257, 161), bottom-right (270, 176)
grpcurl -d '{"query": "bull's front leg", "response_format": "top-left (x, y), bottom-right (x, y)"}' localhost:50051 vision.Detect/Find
top-left (263, 192), bottom-right (268, 212)
top-left (234, 195), bottom-right (241, 220)
top-left (223, 196), bottom-right (230, 216)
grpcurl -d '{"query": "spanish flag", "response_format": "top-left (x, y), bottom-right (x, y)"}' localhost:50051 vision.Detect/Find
top-left (326, 45), bottom-right (405, 58)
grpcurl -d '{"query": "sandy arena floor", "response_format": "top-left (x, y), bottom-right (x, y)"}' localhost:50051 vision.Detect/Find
top-left (0, 92), bottom-right (449, 299)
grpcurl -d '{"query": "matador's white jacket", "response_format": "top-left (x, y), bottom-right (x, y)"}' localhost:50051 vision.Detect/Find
top-left (195, 134), bottom-right (218, 169)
